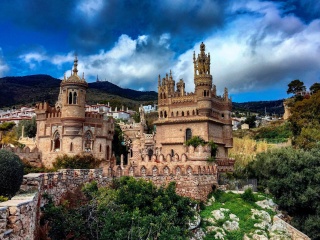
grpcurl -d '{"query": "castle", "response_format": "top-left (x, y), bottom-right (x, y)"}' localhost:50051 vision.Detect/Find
top-left (116, 43), bottom-right (234, 200)
top-left (34, 57), bottom-right (114, 167)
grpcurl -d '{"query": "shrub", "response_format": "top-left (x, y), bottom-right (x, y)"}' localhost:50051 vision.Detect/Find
top-left (0, 150), bottom-right (24, 198)
top-left (0, 196), bottom-right (8, 202)
top-left (241, 188), bottom-right (256, 203)
top-left (185, 136), bottom-right (206, 148)
top-left (53, 154), bottom-right (101, 170)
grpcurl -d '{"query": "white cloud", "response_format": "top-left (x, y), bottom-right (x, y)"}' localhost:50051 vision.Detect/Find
top-left (77, 0), bottom-right (104, 18)
top-left (172, 0), bottom-right (320, 96)
top-left (0, 48), bottom-right (9, 77)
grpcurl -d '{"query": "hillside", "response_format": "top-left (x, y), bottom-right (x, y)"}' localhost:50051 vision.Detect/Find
top-left (0, 75), bottom-right (284, 114)
top-left (0, 75), bottom-right (158, 109)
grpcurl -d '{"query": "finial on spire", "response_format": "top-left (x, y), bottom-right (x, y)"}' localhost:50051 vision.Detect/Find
top-left (200, 42), bottom-right (205, 52)
top-left (73, 54), bottom-right (78, 76)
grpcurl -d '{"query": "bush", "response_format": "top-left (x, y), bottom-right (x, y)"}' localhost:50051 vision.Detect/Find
top-left (0, 196), bottom-right (8, 202)
top-left (241, 188), bottom-right (255, 203)
top-left (53, 154), bottom-right (101, 170)
top-left (185, 136), bottom-right (206, 148)
top-left (0, 150), bottom-right (24, 198)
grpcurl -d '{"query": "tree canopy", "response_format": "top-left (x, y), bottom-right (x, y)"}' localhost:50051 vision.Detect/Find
top-left (287, 79), bottom-right (306, 95)
top-left (246, 147), bottom-right (320, 239)
top-left (41, 177), bottom-right (196, 240)
top-left (310, 82), bottom-right (320, 94)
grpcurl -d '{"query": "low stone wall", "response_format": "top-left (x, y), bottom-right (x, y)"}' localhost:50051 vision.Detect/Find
top-left (0, 168), bottom-right (216, 239)
top-left (273, 215), bottom-right (311, 240)
top-left (0, 192), bottom-right (38, 240)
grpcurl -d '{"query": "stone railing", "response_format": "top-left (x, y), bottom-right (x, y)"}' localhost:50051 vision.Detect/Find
top-left (273, 215), bottom-right (310, 240)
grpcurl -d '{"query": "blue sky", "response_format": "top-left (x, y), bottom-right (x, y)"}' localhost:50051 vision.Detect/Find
top-left (0, 0), bottom-right (319, 102)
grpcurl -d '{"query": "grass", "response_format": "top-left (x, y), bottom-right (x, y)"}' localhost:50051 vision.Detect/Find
top-left (200, 191), bottom-right (277, 240)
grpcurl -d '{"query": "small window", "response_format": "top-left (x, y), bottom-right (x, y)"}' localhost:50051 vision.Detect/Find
top-left (171, 149), bottom-right (174, 157)
top-left (73, 92), bottom-right (77, 104)
top-left (70, 142), bottom-right (73, 152)
top-left (186, 128), bottom-right (192, 141)
top-left (68, 92), bottom-right (72, 104)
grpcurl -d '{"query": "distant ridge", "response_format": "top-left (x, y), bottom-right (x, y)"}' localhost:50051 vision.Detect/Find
top-left (0, 74), bottom-right (284, 114)
top-left (0, 75), bottom-right (158, 108)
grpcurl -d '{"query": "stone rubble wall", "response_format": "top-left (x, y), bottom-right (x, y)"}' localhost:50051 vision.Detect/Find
top-left (273, 215), bottom-right (311, 240)
top-left (0, 168), bottom-right (218, 239)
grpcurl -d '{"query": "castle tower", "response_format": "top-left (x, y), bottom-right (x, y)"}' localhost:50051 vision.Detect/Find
top-left (193, 42), bottom-right (212, 116)
top-left (60, 56), bottom-right (88, 123)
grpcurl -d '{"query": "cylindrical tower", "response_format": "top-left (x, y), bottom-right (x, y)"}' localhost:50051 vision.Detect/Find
top-left (60, 56), bottom-right (88, 123)
top-left (194, 42), bottom-right (212, 116)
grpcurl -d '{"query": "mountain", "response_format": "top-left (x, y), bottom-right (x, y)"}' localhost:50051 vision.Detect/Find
top-left (0, 74), bottom-right (284, 114)
top-left (0, 75), bottom-right (158, 109)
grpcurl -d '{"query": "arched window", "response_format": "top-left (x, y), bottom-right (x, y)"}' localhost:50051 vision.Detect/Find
top-left (99, 144), bottom-right (102, 152)
top-left (68, 92), bottom-right (73, 104)
top-left (53, 132), bottom-right (60, 152)
top-left (164, 111), bottom-right (167, 118)
top-left (187, 111), bottom-right (189, 116)
top-left (163, 93), bottom-right (166, 99)
top-left (160, 111), bottom-right (163, 118)
top-left (186, 128), bottom-right (192, 141)
top-left (203, 90), bottom-right (206, 97)
top-left (106, 145), bottom-right (110, 160)
top-left (192, 110), bottom-right (195, 115)
top-left (73, 92), bottom-right (77, 104)
top-left (182, 111), bottom-right (184, 116)
top-left (176, 111), bottom-right (179, 117)
top-left (70, 142), bottom-right (73, 152)
top-left (84, 131), bottom-right (93, 152)
top-left (148, 149), bottom-right (153, 158)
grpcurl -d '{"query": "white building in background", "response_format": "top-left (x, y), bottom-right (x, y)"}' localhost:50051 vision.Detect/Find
top-left (142, 104), bottom-right (157, 113)
top-left (85, 103), bottom-right (134, 120)
top-left (0, 106), bottom-right (36, 124)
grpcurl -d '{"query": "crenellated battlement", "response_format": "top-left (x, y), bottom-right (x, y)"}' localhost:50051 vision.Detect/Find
top-left (85, 112), bottom-right (103, 119)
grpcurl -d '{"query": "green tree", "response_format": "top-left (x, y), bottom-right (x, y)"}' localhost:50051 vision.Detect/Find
top-left (289, 91), bottom-right (320, 149)
top-left (246, 147), bottom-right (320, 239)
top-left (310, 82), bottom-right (320, 94)
top-left (287, 79), bottom-right (306, 95)
top-left (41, 177), bottom-right (196, 240)
top-left (16, 117), bottom-right (37, 138)
top-left (244, 115), bottom-right (256, 128)
top-left (0, 150), bottom-right (24, 198)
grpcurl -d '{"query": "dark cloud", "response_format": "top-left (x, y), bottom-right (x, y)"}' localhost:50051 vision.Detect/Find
top-left (0, 0), bottom-right (230, 54)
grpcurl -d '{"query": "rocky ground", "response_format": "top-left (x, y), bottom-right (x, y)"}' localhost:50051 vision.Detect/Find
top-left (191, 192), bottom-right (293, 240)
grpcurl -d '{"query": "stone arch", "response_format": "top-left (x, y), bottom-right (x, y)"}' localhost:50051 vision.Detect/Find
top-left (129, 166), bottom-right (134, 176)
top-left (181, 153), bottom-right (187, 161)
top-left (117, 166), bottom-right (122, 177)
top-left (174, 153), bottom-right (179, 161)
top-left (187, 166), bottom-right (193, 175)
top-left (166, 154), bottom-right (172, 162)
top-left (159, 154), bottom-right (165, 162)
top-left (152, 166), bottom-right (158, 176)
top-left (175, 166), bottom-right (181, 175)
top-left (203, 166), bottom-right (206, 174)
top-left (53, 131), bottom-right (61, 152)
top-left (25, 146), bottom-right (30, 153)
top-left (84, 131), bottom-right (93, 152)
top-left (106, 145), bottom-right (110, 160)
top-left (73, 91), bottom-right (78, 104)
top-left (140, 166), bottom-right (146, 177)
top-left (163, 166), bottom-right (170, 176)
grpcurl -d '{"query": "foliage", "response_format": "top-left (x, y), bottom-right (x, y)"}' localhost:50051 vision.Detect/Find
top-left (185, 136), bottom-right (206, 148)
top-left (287, 79), bottom-right (306, 95)
top-left (16, 117), bottom-right (37, 138)
top-left (0, 195), bottom-right (8, 202)
top-left (254, 122), bottom-right (292, 143)
top-left (310, 82), bottom-right (320, 94)
top-left (1, 130), bottom-right (18, 147)
top-left (41, 177), bottom-right (196, 240)
top-left (23, 162), bottom-right (54, 174)
top-left (207, 140), bottom-right (218, 157)
top-left (245, 146), bottom-right (320, 239)
top-left (229, 137), bottom-right (269, 178)
top-left (53, 154), bottom-right (101, 170)
top-left (289, 91), bottom-right (320, 149)
top-left (0, 150), bottom-right (24, 198)
top-left (0, 122), bottom-right (16, 131)
top-left (244, 115), bottom-right (257, 128)
top-left (241, 188), bottom-right (256, 203)
top-left (112, 122), bottom-right (128, 165)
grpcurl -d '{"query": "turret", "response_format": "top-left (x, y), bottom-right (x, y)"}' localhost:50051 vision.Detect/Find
top-left (194, 42), bottom-right (212, 116)
top-left (60, 56), bottom-right (88, 122)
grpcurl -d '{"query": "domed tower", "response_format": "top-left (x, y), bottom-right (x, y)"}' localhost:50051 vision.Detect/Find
top-left (194, 42), bottom-right (212, 116)
top-left (59, 56), bottom-right (88, 124)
